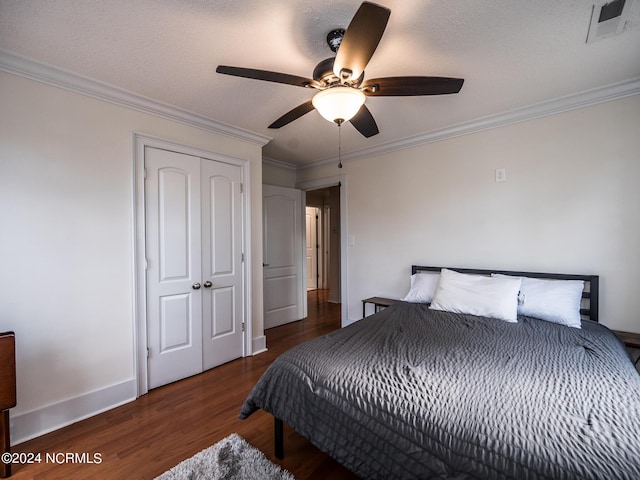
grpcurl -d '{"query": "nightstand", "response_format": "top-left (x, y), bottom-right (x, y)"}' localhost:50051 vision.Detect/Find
top-left (362, 297), bottom-right (397, 318)
top-left (612, 330), bottom-right (640, 365)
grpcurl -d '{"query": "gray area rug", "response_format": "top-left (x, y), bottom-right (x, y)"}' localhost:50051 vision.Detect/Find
top-left (155, 433), bottom-right (294, 480)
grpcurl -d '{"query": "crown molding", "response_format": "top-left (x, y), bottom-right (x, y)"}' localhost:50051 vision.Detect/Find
top-left (298, 76), bottom-right (640, 171)
top-left (0, 49), bottom-right (272, 147)
top-left (262, 156), bottom-right (297, 170)
top-left (3, 48), bottom-right (637, 165)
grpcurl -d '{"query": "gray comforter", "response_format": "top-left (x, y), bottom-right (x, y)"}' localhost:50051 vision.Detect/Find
top-left (240, 302), bottom-right (640, 479)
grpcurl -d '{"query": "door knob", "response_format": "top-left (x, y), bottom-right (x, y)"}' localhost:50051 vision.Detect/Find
top-left (203, 281), bottom-right (212, 288)
top-left (192, 283), bottom-right (201, 290)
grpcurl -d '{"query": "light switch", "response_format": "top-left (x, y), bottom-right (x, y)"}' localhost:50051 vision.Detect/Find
top-left (495, 168), bottom-right (507, 182)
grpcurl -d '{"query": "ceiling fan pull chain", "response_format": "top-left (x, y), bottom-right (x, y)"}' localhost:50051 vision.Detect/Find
top-left (338, 123), bottom-right (343, 169)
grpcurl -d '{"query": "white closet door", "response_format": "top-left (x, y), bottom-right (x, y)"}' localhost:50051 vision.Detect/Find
top-left (145, 148), bottom-right (245, 389)
top-left (201, 159), bottom-right (244, 370)
top-left (145, 147), bottom-right (203, 389)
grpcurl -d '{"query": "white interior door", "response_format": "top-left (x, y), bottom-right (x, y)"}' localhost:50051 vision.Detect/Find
top-left (145, 148), bottom-right (203, 389)
top-left (146, 147), bottom-right (244, 389)
top-left (322, 204), bottom-right (330, 289)
top-left (306, 207), bottom-right (319, 290)
top-left (201, 160), bottom-right (244, 370)
top-left (263, 185), bottom-right (305, 329)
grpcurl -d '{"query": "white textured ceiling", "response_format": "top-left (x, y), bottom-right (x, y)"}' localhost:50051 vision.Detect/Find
top-left (1, 0), bottom-right (639, 166)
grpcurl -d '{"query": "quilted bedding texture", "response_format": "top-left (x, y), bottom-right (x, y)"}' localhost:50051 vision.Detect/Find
top-left (240, 302), bottom-right (640, 479)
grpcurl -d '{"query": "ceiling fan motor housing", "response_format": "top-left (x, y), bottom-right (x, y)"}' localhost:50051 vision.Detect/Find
top-left (313, 57), bottom-right (364, 88)
top-left (327, 29), bottom-right (345, 52)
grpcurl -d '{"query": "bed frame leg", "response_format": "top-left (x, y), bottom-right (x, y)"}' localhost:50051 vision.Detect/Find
top-left (274, 417), bottom-right (283, 459)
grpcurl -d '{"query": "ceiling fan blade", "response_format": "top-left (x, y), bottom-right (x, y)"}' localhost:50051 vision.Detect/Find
top-left (268, 100), bottom-right (315, 129)
top-left (350, 104), bottom-right (379, 138)
top-left (333, 2), bottom-right (391, 83)
top-left (362, 77), bottom-right (464, 96)
top-left (216, 65), bottom-right (318, 88)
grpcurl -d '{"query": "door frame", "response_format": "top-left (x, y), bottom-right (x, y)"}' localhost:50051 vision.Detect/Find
top-left (322, 204), bottom-right (330, 290)
top-left (132, 133), bottom-right (252, 397)
top-left (297, 175), bottom-right (349, 327)
top-left (305, 206), bottom-right (322, 290)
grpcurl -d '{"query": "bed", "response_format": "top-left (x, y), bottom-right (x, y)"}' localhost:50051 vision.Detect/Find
top-left (239, 266), bottom-right (640, 479)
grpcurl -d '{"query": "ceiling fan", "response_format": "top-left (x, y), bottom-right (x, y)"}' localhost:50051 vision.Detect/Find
top-left (216, 1), bottom-right (464, 138)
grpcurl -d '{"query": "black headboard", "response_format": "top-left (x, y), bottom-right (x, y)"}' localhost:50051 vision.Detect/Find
top-left (412, 265), bottom-right (600, 323)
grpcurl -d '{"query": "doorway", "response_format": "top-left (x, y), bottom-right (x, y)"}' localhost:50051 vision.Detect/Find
top-left (305, 206), bottom-right (322, 291)
top-left (305, 185), bottom-right (341, 305)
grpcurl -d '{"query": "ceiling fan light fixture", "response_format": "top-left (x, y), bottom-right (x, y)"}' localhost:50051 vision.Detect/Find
top-left (312, 86), bottom-right (365, 124)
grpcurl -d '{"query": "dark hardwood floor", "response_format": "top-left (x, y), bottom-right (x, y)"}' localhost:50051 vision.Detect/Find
top-left (9, 290), bottom-right (360, 479)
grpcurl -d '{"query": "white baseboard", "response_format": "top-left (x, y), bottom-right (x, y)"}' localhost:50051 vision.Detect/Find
top-left (10, 378), bottom-right (137, 445)
top-left (344, 317), bottom-right (359, 327)
top-left (252, 335), bottom-right (267, 355)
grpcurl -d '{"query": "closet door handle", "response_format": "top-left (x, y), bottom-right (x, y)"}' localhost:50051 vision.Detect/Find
top-left (192, 283), bottom-right (201, 290)
top-left (203, 281), bottom-right (212, 288)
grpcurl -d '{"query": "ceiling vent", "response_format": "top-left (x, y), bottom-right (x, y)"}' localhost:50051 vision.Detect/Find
top-left (587, 0), bottom-right (634, 42)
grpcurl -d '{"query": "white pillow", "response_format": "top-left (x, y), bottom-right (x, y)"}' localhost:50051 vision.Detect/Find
top-left (493, 274), bottom-right (584, 328)
top-left (402, 273), bottom-right (440, 303)
top-left (429, 269), bottom-right (522, 322)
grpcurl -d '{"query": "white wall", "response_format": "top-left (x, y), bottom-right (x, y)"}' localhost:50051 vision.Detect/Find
top-left (298, 95), bottom-right (640, 332)
top-left (0, 71), bottom-right (266, 443)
